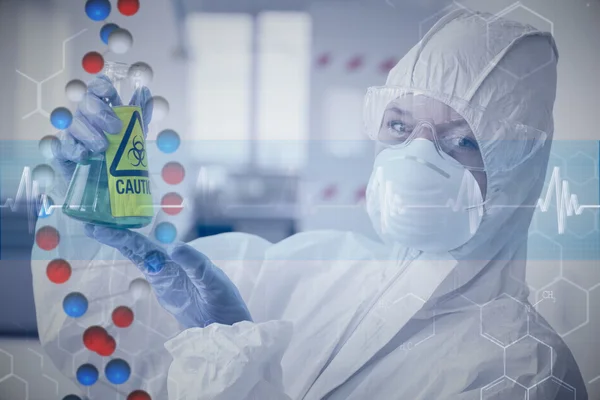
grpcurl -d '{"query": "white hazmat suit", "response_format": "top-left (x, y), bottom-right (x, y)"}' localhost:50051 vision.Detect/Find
top-left (32, 9), bottom-right (587, 400)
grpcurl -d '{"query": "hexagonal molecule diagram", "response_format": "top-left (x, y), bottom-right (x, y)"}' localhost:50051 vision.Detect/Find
top-left (0, 349), bottom-right (30, 400)
top-left (529, 376), bottom-right (576, 400)
top-left (0, 376), bottom-right (28, 400)
top-left (481, 294), bottom-right (529, 347)
top-left (565, 151), bottom-right (597, 186)
top-left (482, 376), bottom-right (527, 400)
top-left (0, 349), bottom-right (12, 383)
top-left (535, 278), bottom-right (588, 337)
top-left (505, 335), bottom-right (552, 389)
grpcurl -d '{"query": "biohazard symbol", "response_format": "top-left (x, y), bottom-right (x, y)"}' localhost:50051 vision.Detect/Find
top-left (110, 110), bottom-right (149, 177)
top-left (127, 135), bottom-right (147, 167)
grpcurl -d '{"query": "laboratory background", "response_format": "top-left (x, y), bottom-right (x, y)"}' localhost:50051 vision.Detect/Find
top-left (0, 0), bottom-right (599, 398)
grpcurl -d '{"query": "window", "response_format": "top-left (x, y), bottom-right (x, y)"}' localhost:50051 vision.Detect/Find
top-left (186, 13), bottom-right (253, 166)
top-left (187, 12), bottom-right (311, 171)
top-left (256, 12), bottom-right (311, 171)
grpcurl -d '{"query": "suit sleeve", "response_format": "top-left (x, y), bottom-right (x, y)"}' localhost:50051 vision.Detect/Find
top-left (165, 320), bottom-right (294, 400)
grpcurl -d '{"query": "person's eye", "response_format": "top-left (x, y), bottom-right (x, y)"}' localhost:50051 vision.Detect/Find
top-left (456, 136), bottom-right (479, 150)
top-left (388, 120), bottom-right (410, 136)
top-left (440, 134), bottom-right (479, 153)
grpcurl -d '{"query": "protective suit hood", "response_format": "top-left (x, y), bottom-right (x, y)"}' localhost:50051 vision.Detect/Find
top-left (383, 8), bottom-right (559, 306)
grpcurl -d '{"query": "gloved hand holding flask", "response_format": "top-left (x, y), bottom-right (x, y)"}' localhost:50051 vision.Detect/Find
top-left (84, 224), bottom-right (253, 329)
top-left (55, 61), bottom-right (154, 228)
top-left (54, 62), bottom-right (252, 329)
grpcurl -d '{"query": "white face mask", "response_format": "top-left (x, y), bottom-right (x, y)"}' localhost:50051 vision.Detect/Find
top-left (366, 139), bottom-right (485, 253)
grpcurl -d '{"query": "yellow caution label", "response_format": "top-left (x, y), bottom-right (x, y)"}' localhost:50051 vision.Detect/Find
top-left (104, 106), bottom-right (153, 218)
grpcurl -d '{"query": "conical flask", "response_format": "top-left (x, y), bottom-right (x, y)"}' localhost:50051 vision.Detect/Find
top-left (62, 61), bottom-right (153, 228)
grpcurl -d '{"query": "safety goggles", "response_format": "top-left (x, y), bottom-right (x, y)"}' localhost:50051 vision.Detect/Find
top-left (363, 86), bottom-right (548, 172)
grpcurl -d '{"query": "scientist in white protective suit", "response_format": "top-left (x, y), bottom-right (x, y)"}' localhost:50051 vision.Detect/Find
top-left (32, 9), bottom-right (588, 400)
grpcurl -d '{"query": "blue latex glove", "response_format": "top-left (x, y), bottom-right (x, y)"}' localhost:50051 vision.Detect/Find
top-left (52, 75), bottom-right (153, 182)
top-left (84, 224), bottom-right (253, 329)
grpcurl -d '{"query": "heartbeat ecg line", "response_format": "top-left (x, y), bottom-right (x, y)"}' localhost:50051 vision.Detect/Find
top-left (537, 167), bottom-right (600, 234)
top-left (0, 167), bottom-right (49, 232)
top-left (370, 166), bottom-right (600, 235)
top-left (1, 167), bottom-right (187, 233)
top-left (1, 165), bottom-right (599, 235)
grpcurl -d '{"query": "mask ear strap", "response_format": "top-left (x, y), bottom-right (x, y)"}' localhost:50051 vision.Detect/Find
top-left (465, 197), bottom-right (491, 211)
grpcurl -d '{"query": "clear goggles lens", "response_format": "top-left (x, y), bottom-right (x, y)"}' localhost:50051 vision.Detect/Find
top-left (364, 86), bottom-right (548, 172)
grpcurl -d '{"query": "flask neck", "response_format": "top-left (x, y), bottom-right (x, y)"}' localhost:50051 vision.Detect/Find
top-left (80, 153), bottom-right (105, 165)
top-left (102, 61), bottom-right (129, 98)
